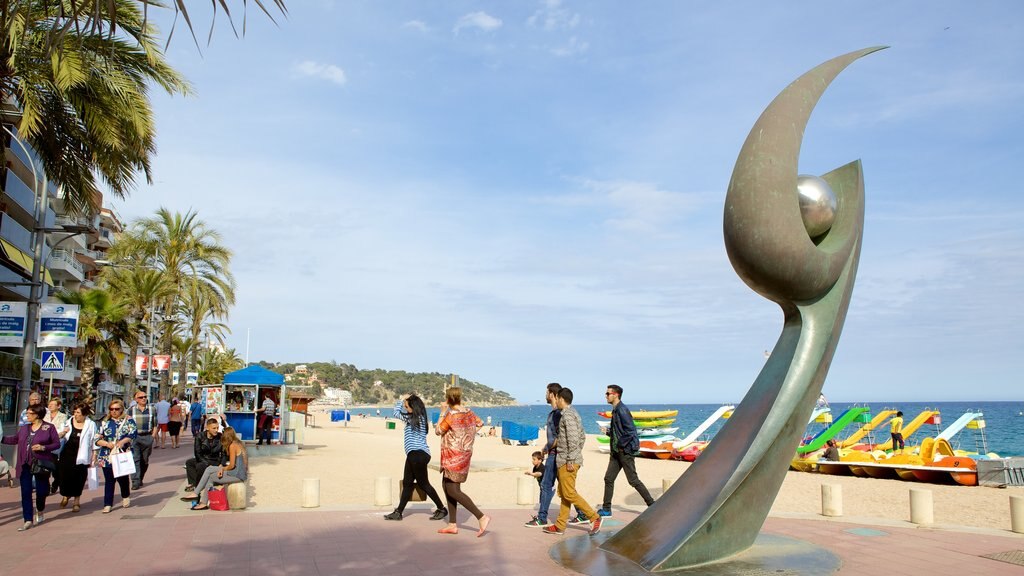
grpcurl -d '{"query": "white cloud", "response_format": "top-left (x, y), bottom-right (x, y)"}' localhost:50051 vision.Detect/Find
top-left (294, 60), bottom-right (347, 86)
top-left (538, 179), bottom-right (706, 234)
top-left (454, 11), bottom-right (503, 35)
top-left (528, 0), bottom-right (580, 31)
top-left (551, 36), bottom-right (588, 57)
top-left (402, 20), bottom-right (429, 33)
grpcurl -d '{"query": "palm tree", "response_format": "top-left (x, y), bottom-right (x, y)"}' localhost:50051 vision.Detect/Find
top-left (99, 265), bottom-right (175, 395)
top-left (1, 0), bottom-right (192, 212)
top-left (55, 288), bottom-right (136, 403)
top-left (197, 346), bottom-right (242, 385)
top-left (178, 282), bottom-right (230, 391)
top-left (109, 208), bottom-right (235, 396)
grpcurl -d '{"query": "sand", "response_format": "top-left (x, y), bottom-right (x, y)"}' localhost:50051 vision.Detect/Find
top-left (247, 408), bottom-right (1024, 531)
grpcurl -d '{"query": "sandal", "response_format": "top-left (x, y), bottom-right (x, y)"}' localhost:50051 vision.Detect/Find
top-left (437, 525), bottom-right (458, 535)
top-left (190, 504), bottom-right (209, 511)
top-left (72, 503), bottom-right (80, 513)
top-left (60, 497), bottom-right (69, 509)
top-left (180, 493), bottom-right (198, 501)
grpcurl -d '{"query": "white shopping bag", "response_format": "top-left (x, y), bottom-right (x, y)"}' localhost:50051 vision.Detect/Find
top-left (110, 450), bottom-right (136, 478)
top-left (87, 466), bottom-right (100, 491)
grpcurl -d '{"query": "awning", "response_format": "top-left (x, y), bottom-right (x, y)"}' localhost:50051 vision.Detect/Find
top-left (0, 239), bottom-right (54, 285)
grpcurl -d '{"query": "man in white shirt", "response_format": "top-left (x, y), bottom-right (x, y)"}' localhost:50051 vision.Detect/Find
top-left (154, 395), bottom-right (171, 449)
top-left (256, 395), bottom-right (276, 446)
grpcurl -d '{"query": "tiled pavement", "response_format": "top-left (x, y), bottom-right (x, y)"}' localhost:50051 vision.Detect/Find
top-left (1, 438), bottom-right (1022, 575)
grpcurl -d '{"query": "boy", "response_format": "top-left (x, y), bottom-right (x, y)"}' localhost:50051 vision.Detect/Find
top-left (527, 451), bottom-right (544, 486)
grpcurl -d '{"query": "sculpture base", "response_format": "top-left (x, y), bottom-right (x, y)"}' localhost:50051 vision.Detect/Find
top-left (549, 532), bottom-right (840, 575)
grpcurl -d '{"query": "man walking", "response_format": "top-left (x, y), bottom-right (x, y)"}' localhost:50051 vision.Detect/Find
top-left (189, 397), bottom-right (205, 437)
top-left (890, 410), bottom-right (905, 454)
top-left (542, 388), bottom-right (602, 536)
top-left (129, 391), bottom-right (156, 489)
top-left (598, 385), bottom-right (655, 517)
top-left (525, 383), bottom-right (585, 528)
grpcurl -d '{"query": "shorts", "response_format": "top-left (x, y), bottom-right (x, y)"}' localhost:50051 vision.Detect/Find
top-left (158, 423), bottom-right (169, 432)
top-left (168, 422), bottom-right (183, 437)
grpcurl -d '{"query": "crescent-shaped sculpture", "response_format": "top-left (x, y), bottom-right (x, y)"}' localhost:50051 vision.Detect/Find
top-left (552, 47), bottom-right (886, 573)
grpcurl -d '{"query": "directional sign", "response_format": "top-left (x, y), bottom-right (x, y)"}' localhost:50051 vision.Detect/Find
top-left (40, 351), bottom-right (65, 373)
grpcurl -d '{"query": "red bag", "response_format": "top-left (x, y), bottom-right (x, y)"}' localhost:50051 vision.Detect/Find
top-left (208, 487), bottom-right (230, 511)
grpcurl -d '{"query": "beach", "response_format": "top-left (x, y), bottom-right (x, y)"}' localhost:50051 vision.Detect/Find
top-left (248, 409), bottom-right (1024, 531)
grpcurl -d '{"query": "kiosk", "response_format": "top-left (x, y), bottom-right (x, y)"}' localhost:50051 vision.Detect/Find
top-left (199, 366), bottom-right (286, 443)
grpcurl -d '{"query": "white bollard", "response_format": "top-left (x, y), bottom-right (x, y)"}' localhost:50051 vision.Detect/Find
top-left (374, 477), bottom-right (392, 506)
top-left (517, 475), bottom-right (535, 505)
top-left (662, 477), bottom-right (675, 494)
top-left (302, 478), bottom-right (320, 508)
top-left (1011, 495), bottom-right (1024, 534)
top-left (821, 484), bottom-right (842, 517)
top-left (909, 488), bottom-right (933, 525)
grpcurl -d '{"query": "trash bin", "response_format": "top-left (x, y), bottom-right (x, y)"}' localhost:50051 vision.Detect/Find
top-left (283, 428), bottom-right (295, 444)
top-left (386, 421), bottom-right (396, 430)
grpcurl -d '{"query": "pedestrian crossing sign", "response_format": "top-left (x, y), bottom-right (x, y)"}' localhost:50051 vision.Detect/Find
top-left (40, 351), bottom-right (65, 372)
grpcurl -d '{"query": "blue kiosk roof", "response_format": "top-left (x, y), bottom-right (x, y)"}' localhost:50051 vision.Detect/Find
top-left (222, 365), bottom-right (285, 386)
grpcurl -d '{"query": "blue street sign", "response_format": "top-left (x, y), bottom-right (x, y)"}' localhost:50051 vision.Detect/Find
top-left (40, 351), bottom-right (65, 372)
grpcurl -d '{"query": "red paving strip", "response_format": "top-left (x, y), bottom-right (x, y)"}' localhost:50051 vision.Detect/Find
top-left (2, 437), bottom-right (1022, 575)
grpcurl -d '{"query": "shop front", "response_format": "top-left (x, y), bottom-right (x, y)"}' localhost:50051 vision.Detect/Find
top-left (197, 365), bottom-right (286, 442)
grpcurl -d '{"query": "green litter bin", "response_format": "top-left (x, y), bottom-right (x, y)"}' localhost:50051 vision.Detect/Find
top-left (386, 421), bottom-right (396, 430)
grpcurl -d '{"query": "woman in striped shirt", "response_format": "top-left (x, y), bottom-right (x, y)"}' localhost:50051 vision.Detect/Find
top-left (384, 394), bottom-right (447, 521)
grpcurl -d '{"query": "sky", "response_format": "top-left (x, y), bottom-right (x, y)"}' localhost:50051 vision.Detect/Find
top-left (111, 1), bottom-right (1024, 404)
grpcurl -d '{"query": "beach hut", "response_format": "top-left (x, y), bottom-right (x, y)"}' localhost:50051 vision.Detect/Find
top-left (200, 366), bottom-right (287, 443)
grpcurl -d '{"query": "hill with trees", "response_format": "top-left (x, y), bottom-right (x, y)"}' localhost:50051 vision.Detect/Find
top-left (255, 361), bottom-right (518, 406)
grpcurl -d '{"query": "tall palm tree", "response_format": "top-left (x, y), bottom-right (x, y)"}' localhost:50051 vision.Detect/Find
top-left (1, 0), bottom-right (192, 212)
top-left (55, 288), bottom-right (136, 403)
top-left (197, 346), bottom-right (242, 385)
top-left (178, 282), bottom-right (230, 390)
top-left (109, 208), bottom-right (235, 396)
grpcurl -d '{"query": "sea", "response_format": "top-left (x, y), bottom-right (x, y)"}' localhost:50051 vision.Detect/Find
top-left (345, 401), bottom-right (1024, 458)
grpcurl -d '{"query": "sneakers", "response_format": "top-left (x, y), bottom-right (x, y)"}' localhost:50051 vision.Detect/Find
top-left (597, 508), bottom-right (613, 517)
top-left (122, 497), bottom-right (130, 509)
top-left (17, 521), bottom-right (32, 532)
top-left (34, 511), bottom-right (44, 525)
top-left (430, 508), bottom-right (448, 521)
top-left (102, 506), bottom-right (112, 514)
top-left (567, 512), bottom-right (588, 525)
top-left (589, 517), bottom-right (603, 535)
top-left (542, 525), bottom-right (564, 535)
top-left (524, 516), bottom-right (549, 528)
top-left (383, 509), bottom-right (403, 521)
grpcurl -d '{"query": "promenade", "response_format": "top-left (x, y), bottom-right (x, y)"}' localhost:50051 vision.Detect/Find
top-left (2, 433), bottom-right (1022, 575)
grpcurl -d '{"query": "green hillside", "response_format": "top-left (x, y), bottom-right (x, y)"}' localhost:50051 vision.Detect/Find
top-left (255, 361), bottom-right (517, 406)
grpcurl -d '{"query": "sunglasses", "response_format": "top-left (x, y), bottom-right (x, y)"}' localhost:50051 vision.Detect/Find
top-left (109, 406), bottom-right (123, 411)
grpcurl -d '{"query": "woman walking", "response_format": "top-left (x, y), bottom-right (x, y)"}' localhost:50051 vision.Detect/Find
top-left (95, 398), bottom-right (137, 513)
top-left (181, 427), bottom-right (247, 510)
top-left (2, 403), bottom-right (60, 531)
top-left (167, 399), bottom-right (184, 449)
top-left (57, 403), bottom-right (97, 513)
top-left (435, 387), bottom-right (490, 537)
top-left (384, 394), bottom-right (447, 521)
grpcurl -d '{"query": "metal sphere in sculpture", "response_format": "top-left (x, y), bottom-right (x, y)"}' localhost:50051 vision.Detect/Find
top-left (797, 174), bottom-right (837, 238)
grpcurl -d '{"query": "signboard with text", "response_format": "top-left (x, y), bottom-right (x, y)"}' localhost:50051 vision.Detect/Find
top-left (0, 302), bottom-right (27, 347)
top-left (38, 303), bottom-right (79, 347)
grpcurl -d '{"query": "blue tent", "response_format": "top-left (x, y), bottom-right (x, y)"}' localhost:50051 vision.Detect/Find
top-left (223, 365), bottom-right (285, 386)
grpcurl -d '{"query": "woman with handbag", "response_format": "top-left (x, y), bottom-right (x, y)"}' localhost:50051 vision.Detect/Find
top-left (94, 398), bottom-right (138, 513)
top-left (2, 403), bottom-right (60, 531)
top-left (434, 387), bottom-right (490, 537)
top-left (56, 403), bottom-right (97, 513)
top-left (181, 426), bottom-right (248, 510)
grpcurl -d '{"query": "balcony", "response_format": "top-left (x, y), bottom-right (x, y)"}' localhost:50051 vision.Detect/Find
top-left (93, 226), bottom-right (114, 248)
top-left (47, 248), bottom-right (85, 281)
top-left (0, 215), bottom-right (32, 255)
top-left (1, 167), bottom-right (36, 221)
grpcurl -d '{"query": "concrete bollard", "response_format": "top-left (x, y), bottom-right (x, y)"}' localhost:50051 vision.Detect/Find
top-left (909, 488), bottom-right (933, 525)
top-left (374, 477), bottom-right (392, 506)
top-left (821, 484), bottom-right (842, 517)
top-left (302, 478), bottom-right (320, 508)
top-left (662, 477), bottom-right (675, 494)
top-left (517, 475), bottom-right (535, 505)
top-left (1011, 495), bottom-right (1024, 534)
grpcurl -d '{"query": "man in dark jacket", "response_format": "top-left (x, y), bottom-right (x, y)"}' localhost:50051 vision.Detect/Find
top-left (599, 385), bottom-right (654, 516)
top-left (184, 418), bottom-right (223, 491)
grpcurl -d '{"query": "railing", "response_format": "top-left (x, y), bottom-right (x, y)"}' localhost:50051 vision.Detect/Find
top-left (1, 167), bottom-right (36, 215)
top-left (55, 214), bottom-right (98, 230)
top-left (0, 215), bottom-right (32, 253)
top-left (50, 249), bottom-right (84, 272)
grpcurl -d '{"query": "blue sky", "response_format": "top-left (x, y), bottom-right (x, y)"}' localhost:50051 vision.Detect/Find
top-left (114, 1), bottom-right (1024, 404)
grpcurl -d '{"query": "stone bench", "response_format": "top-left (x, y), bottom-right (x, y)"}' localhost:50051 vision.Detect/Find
top-left (225, 481), bottom-right (248, 510)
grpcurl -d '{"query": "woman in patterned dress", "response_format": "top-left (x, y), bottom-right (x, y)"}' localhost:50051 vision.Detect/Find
top-left (94, 398), bottom-right (138, 513)
top-left (434, 387), bottom-right (490, 537)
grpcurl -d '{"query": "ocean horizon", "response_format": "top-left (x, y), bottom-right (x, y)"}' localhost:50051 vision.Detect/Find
top-left (343, 401), bottom-right (1023, 458)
